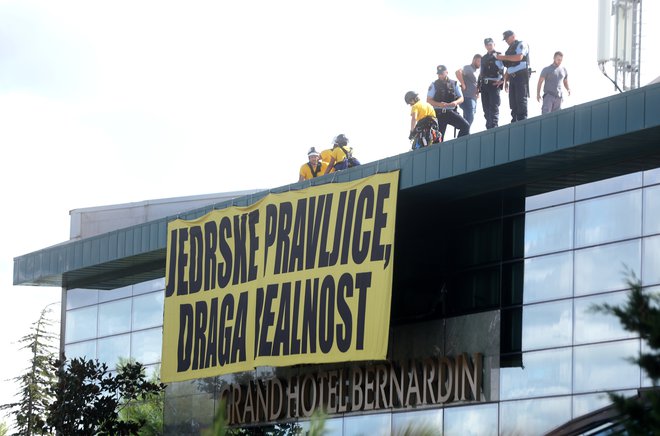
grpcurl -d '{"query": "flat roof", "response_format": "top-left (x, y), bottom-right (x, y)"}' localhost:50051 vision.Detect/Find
top-left (13, 82), bottom-right (660, 290)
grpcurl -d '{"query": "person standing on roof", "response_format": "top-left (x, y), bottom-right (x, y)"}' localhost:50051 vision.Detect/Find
top-left (479, 37), bottom-right (505, 129)
top-left (299, 147), bottom-right (328, 181)
top-left (497, 30), bottom-right (530, 122)
top-left (324, 134), bottom-right (360, 175)
top-left (427, 65), bottom-right (471, 139)
top-left (537, 51), bottom-right (571, 114)
top-left (455, 54), bottom-right (482, 127)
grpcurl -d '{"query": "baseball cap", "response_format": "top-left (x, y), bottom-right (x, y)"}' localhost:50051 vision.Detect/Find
top-left (484, 37), bottom-right (494, 45)
top-left (503, 30), bottom-right (514, 40)
top-left (308, 147), bottom-right (320, 157)
top-left (436, 65), bottom-right (447, 74)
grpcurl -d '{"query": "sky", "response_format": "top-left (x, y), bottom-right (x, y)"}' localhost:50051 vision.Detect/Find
top-left (1, 0), bottom-right (659, 426)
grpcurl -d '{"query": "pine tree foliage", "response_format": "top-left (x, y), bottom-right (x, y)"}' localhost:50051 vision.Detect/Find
top-left (0, 304), bottom-right (58, 435)
top-left (594, 273), bottom-right (660, 433)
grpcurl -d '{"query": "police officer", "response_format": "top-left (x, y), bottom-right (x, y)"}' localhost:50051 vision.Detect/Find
top-left (478, 37), bottom-right (505, 129)
top-left (427, 65), bottom-right (470, 139)
top-left (497, 30), bottom-right (530, 122)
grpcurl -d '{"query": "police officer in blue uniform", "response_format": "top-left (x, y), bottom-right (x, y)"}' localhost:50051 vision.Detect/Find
top-left (497, 30), bottom-right (530, 122)
top-left (478, 37), bottom-right (505, 129)
top-left (427, 65), bottom-right (470, 139)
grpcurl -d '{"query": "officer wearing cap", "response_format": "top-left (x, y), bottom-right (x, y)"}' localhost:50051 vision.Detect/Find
top-left (427, 65), bottom-right (470, 139)
top-left (497, 30), bottom-right (530, 122)
top-left (299, 147), bottom-right (328, 181)
top-left (478, 37), bottom-right (505, 129)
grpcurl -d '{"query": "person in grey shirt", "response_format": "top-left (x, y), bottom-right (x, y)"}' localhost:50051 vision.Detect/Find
top-left (537, 51), bottom-right (571, 114)
top-left (455, 54), bottom-right (482, 127)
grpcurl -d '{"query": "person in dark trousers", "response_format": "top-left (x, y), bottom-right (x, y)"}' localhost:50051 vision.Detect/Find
top-left (455, 54), bottom-right (481, 127)
top-left (497, 30), bottom-right (530, 122)
top-left (478, 37), bottom-right (505, 129)
top-left (427, 65), bottom-right (470, 139)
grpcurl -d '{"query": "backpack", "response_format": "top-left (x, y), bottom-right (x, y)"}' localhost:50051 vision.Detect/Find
top-left (339, 146), bottom-right (360, 168)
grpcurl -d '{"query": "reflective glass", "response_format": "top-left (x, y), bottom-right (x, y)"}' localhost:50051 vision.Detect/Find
top-left (131, 328), bottom-right (162, 365)
top-left (500, 347), bottom-right (571, 400)
top-left (572, 390), bottom-right (636, 418)
top-left (343, 413), bottom-right (390, 436)
top-left (645, 168), bottom-right (660, 186)
top-left (643, 235), bottom-right (660, 286)
top-left (66, 288), bottom-right (98, 309)
top-left (132, 291), bottom-right (164, 330)
top-left (98, 299), bottom-right (132, 337)
top-left (97, 334), bottom-right (130, 370)
top-left (65, 340), bottom-right (96, 360)
top-left (500, 396), bottom-right (571, 435)
top-left (574, 240), bottom-right (641, 296)
top-left (65, 306), bottom-right (98, 342)
top-left (643, 185), bottom-right (660, 235)
top-left (444, 403), bottom-right (497, 436)
top-left (525, 187), bottom-right (574, 212)
top-left (574, 291), bottom-right (637, 344)
top-left (524, 204), bottom-right (573, 256)
top-left (392, 409), bottom-right (442, 435)
top-left (574, 339), bottom-right (640, 393)
top-left (575, 172), bottom-right (642, 200)
top-left (98, 285), bottom-right (132, 302)
top-left (642, 340), bottom-right (654, 388)
top-left (133, 277), bottom-right (165, 295)
top-left (522, 300), bottom-right (572, 350)
top-left (523, 252), bottom-right (573, 303)
top-left (575, 190), bottom-right (642, 247)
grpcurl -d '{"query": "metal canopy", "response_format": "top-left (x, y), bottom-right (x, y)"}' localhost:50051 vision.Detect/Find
top-left (13, 83), bottom-right (660, 290)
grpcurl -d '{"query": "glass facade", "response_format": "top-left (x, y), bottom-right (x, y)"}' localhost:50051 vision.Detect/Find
top-left (62, 168), bottom-right (660, 435)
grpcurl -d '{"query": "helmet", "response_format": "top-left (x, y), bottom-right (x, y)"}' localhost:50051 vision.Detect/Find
top-left (404, 91), bottom-right (418, 104)
top-left (307, 147), bottom-right (320, 157)
top-left (333, 134), bottom-right (349, 146)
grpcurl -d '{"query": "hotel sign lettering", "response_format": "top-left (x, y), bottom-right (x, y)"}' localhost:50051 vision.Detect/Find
top-left (221, 354), bottom-right (484, 425)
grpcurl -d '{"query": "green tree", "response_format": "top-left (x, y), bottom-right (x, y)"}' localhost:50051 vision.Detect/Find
top-left (0, 421), bottom-right (9, 436)
top-left (594, 273), bottom-right (660, 433)
top-left (46, 357), bottom-right (165, 435)
top-left (0, 303), bottom-right (58, 435)
top-left (117, 363), bottom-right (164, 436)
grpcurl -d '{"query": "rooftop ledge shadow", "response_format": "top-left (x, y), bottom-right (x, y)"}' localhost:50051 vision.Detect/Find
top-left (13, 82), bottom-right (660, 290)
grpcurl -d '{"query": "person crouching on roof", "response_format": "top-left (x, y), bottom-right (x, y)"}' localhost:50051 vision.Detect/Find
top-left (324, 134), bottom-right (359, 175)
top-left (405, 91), bottom-right (441, 149)
top-left (299, 147), bottom-right (328, 182)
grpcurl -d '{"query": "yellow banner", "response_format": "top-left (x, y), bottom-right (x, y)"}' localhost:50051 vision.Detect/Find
top-left (161, 171), bottom-right (399, 382)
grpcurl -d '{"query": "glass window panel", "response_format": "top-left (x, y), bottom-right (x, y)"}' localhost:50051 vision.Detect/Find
top-left (98, 299), bottom-right (132, 337)
top-left (500, 347), bottom-right (571, 400)
top-left (131, 328), bottom-right (162, 365)
top-left (133, 277), bottom-right (165, 295)
top-left (132, 291), bottom-right (164, 330)
top-left (643, 185), bottom-right (660, 236)
top-left (525, 187), bottom-right (574, 212)
top-left (572, 390), bottom-right (636, 418)
top-left (644, 167), bottom-right (660, 186)
top-left (574, 240), bottom-right (641, 296)
top-left (65, 306), bottom-right (98, 342)
top-left (444, 403), bottom-right (497, 436)
top-left (575, 172), bottom-right (642, 200)
top-left (523, 251), bottom-right (573, 304)
top-left (574, 291), bottom-right (637, 344)
top-left (522, 300), bottom-right (572, 350)
top-left (97, 334), bottom-right (130, 370)
top-left (343, 413), bottom-right (390, 436)
top-left (574, 340), bottom-right (640, 393)
top-left (643, 235), bottom-right (660, 286)
top-left (65, 340), bottom-right (96, 361)
top-left (66, 288), bottom-right (98, 309)
top-left (500, 396), bottom-right (571, 435)
top-left (392, 409), bottom-right (442, 435)
top-left (98, 285), bottom-right (132, 302)
top-left (524, 204), bottom-right (574, 257)
top-left (575, 190), bottom-right (642, 247)
top-left (642, 339), bottom-right (654, 388)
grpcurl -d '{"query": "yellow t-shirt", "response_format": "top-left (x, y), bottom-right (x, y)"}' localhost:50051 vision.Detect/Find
top-left (330, 145), bottom-right (353, 162)
top-left (299, 161), bottom-right (329, 180)
top-left (410, 100), bottom-right (437, 121)
top-left (320, 149), bottom-right (335, 173)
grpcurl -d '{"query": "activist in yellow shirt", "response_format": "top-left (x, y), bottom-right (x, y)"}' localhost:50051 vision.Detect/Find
top-left (299, 147), bottom-right (328, 181)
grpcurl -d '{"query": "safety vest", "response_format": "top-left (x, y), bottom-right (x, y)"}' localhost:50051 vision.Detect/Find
top-left (432, 78), bottom-right (458, 103)
top-left (481, 51), bottom-right (502, 78)
top-left (504, 40), bottom-right (528, 68)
